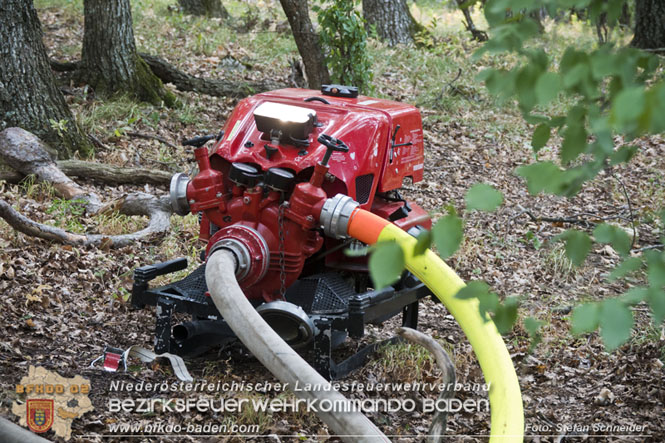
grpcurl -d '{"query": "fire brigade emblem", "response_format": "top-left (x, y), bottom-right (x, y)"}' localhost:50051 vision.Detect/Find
top-left (12, 366), bottom-right (93, 440)
top-left (27, 399), bottom-right (54, 433)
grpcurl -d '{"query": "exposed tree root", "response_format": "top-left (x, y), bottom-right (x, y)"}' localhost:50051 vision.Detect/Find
top-left (0, 127), bottom-right (174, 248)
top-left (0, 160), bottom-right (172, 187)
top-left (0, 192), bottom-right (172, 248)
top-left (50, 55), bottom-right (285, 98)
top-left (0, 128), bottom-right (172, 189)
top-left (139, 53), bottom-right (284, 98)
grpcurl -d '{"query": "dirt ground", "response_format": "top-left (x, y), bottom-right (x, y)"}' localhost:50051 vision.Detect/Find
top-left (1, 4), bottom-right (664, 443)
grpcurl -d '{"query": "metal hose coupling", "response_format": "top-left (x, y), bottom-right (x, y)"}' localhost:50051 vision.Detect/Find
top-left (319, 194), bottom-right (359, 239)
top-left (169, 172), bottom-right (191, 216)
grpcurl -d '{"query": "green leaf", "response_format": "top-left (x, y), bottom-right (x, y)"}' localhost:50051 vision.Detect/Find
top-left (524, 316), bottom-right (544, 350)
top-left (560, 124), bottom-right (588, 164)
top-left (535, 72), bottom-right (561, 105)
top-left (609, 145), bottom-right (638, 165)
top-left (368, 241), bottom-right (405, 289)
top-left (515, 161), bottom-right (562, 195)
top-left (593, 223), bottom-right (632, 256)
top-left (562, 63), bottom-right (589, 89)
top-left (493, 296), bottom-right (520, 334)
top-left (465, 183), bottom-right (504, 212)
top-left (608, 257), bottom-right (643, 281)
top-left (620, 287), bottom-right (648, 305)
top-left (557, 229), bottom-right (592, 266)
top-left (432, 214), bottom-right (463, 259)
top-left (413, 230), bottom-right (432, 256)
top-left (612, 87), bottom-right (646, 129)
top-left (599, 299), bottom-right (633, 351)
top-left (531, 124), bottom-right (551, 152)
top-left (455, 281), bottom-right (498, 320)
top-left (571, 302), bottom-right (600, 334)
top-left (645, 250), bottom-right (665, 287)
top-left (646, 287), bottom-right (665, 325)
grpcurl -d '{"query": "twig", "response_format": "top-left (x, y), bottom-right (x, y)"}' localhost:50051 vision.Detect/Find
top-left (516, 207), bottom-right (598, 228)
top-left (611, 173), bottom-right (637, 248)
top-left (436, 68), bottom-right (463, 102)
top-left (87, 133), bottom-right (109, 150)
top-left (125, 131), bottom-right (178, 149)
top-left (632, 244), bottom-right (663, 253)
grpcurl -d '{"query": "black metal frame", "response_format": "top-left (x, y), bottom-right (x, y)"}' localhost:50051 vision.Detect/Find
top-left (131, 257), bottom-right (432, 380)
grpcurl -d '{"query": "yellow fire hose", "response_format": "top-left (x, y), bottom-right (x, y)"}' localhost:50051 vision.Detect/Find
top-left (347, 208), bottom-right (524, 442)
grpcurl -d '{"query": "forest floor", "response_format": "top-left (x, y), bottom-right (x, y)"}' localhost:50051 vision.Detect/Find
top-left (1, 1), bottom-right (664, 442)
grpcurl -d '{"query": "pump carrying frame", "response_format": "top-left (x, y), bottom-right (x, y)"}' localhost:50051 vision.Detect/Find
top-left (131, 257), bottom-right (432, 379)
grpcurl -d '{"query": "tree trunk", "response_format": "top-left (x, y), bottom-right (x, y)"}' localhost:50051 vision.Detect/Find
top-left (81, 0), bottom-right (176, 106)
top-left (278, 0), bottom-right (330, 89)
top-left (362, 0), bottom-right (423, 46)
top-left (631, 0), bottom-right (665, 52)
top-left (0, 0), bottom-right (91, 158)
top-left (178, 0), bottom-right (229, 18)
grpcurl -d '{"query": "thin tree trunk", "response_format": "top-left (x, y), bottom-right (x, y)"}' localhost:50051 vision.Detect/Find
top-left (455, 0), bottom-right (488, 42)
top-left (631, 0), bottom-right (665, 52)
top-left (81, 0), bottom-right (176, 106)
top-left (0, 0), bottom-right (91, 158)
top-left (278, 0), bottom-right (330, 89)
top-left (179, 0), bottom-right (230, 18)
top-left (362, 0), bottom-right (424, 46)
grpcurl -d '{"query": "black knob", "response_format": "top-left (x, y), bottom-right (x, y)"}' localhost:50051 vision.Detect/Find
top-left (264, 168), bottom-right (295, 192)
top-left (229, 163), bottom-right (261, 187)
top-left (182, 134), bottom-right (216, 148)
top-left (317, 133), bottom-right (349, 166)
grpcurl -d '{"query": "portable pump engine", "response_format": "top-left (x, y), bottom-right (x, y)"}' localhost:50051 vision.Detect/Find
top-left (132, 86), bottom-right (435, 378)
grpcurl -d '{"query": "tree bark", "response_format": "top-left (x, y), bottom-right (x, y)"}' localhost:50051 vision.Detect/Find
top-left (179, 0), bottom-right (230, 18)
top-left (278, 0), bottom-right (330, 89)
top-left (631, 0), bottom-right (665, 52)
top-left (81, 0), bottom-right (176, 106)
top-left (0, 0), bottom-right (91, 158)
top-left (362, 0), bottom-right (424, 46)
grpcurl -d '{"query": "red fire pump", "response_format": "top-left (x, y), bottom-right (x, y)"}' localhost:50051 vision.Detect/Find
top-left (132, 85), bottom-right (434, 378)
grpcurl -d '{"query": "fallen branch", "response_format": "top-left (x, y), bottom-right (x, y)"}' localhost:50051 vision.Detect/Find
top-left (397, 327), bottom-right (455, 443)
top-left (139, 53), bottom-right (284, 98)
top-left (0, 193), bottom-right (172, 248)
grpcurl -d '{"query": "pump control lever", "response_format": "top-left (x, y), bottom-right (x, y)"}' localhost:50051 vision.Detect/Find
top-left (317, 134), bottom-right (349, 166)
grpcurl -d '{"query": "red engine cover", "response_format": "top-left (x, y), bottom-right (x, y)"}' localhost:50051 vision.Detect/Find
top-left (185, 88), bottom-right (429, 302)
top-left (210, 88), bottom-right (425, 209)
